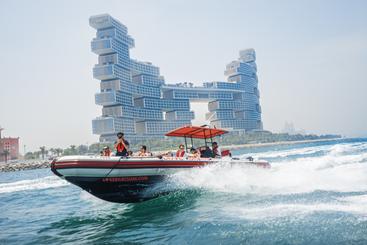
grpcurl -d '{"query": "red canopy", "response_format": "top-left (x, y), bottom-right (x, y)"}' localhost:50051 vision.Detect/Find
top-left (165, 125), bottom-right (228, 139)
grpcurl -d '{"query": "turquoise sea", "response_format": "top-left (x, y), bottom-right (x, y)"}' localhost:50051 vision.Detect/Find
top-left (1, 138), bottom-right (367, 244)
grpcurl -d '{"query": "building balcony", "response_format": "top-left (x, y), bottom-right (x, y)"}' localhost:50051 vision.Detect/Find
top-left (210, 119), bottom-right (260, 130)
top-left (89, 14), bottom-right (128, 34)
top-left (134, 97), bottom-right (190, 111)
top-left (91, 38), bottom-right (113, 55)
top-left (136, 120), bottom-right (191, 135)
top-left (92, 117), bottom-right (115, 135)
top-left (95, 91), bottom-right (117, 106)
top-left (93, 65), bottom-right (114, 80)
top-left (95, 91), bottom-right (133, 107)
top-left (206, 110), bottom-right (235, 121)
top-left (208, 100), bottom-right (245, 111)
top-left (166, 111), bottom-right (194, 121)
top-left (93, 64), bottom-right (131, 81)
top-left (92, 117), bottom-right (135, 135)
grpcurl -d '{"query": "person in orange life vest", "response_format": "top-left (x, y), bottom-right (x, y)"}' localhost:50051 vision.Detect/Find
top-left (103, 146), bottom-right (111, 157)
top-left (212, 142), bottom-right (222, 158)
top-left (114, 132), bottom-right (130, 157)
top-left (176, 144), bottom-right (186, 158)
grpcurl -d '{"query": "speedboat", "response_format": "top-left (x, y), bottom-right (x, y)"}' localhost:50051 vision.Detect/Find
top-left (51, 126), bottom-right (270, 203)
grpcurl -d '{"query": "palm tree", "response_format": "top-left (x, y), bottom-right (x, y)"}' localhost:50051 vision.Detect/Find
top-left (49, 148), bottom-right (56, 156)
top-left (33, 151), bottom-right (40, 159)
top-left (55, 148), bottom-right (63, 156)
top-left (70, 145), bottom-right (77, 155)
top-left (24, 152), bottom-right (35, 160)
top-left (39, 146), bottom-right (47, 160)
top-left (77, 145), bottom-right (88, 155)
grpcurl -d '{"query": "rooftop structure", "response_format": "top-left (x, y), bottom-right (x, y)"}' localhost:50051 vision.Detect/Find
top-left (90, 14), bottom-right (263, 142)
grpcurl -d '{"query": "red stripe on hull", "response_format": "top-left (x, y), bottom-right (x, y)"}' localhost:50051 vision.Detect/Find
top-left (53, 160), bottom-right (211, 169)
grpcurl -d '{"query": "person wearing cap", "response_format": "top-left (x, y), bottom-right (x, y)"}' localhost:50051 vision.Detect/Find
top-left (114, 132), bottom-right (130, 157)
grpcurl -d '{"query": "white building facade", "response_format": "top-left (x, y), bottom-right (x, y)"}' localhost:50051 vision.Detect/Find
top-left (90, 14), bottom-right (263, 142)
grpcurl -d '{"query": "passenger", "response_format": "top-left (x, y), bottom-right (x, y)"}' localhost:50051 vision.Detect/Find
top-left (176, 144), bottom-right (186, 158)
top-left (114, 132), bottom-right (130, 157)
top-left (137, 145), bottom-right (152, 157)
top-left (159, 149), bottom-right (175, 159)
top-left (189, 147), bottom-right (200, 159)
top-left (127, 150), bottom-right (133, 157)
top-left (103, 146), bottom-right (111, 156)
top-left (200, 146), bottom-right (213, 158)
top-left (212, 142), bottom-right (222, 158)
top-left (99, 150), bottom-right (104, 156)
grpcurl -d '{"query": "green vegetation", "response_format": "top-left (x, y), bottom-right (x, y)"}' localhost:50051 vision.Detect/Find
top-left (23, 131), bottom-right (341, 160)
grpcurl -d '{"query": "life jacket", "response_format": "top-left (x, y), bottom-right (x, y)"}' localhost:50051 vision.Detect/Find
top-left (176, 150), bottom-right (185, 158)
top-left (116, 142), bottom-right (125, 152)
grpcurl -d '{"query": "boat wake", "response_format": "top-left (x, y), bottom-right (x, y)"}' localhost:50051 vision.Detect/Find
top-left (224, 194), bottom-right (367, 220)
top-left (0, 176), bottom-right (69, 194)
top-left (170, 142), bottom-right (367, 196)
top-left (1, 141), bottom-right (366, 207)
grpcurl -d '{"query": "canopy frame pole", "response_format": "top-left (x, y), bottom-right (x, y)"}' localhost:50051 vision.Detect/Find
top-left (209, 129), bottom-right (213, 145)
top-left (184, 136), bottom-right (188, 152)
top-left (203, 130), bottom-right (207, 146)
top-left (190, 136), bottom-right (194, 149)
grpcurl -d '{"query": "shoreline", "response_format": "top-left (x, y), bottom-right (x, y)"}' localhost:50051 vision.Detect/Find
top-left (0, 137), bottom-right (343, 173)
top-left (0, 161), bottom-right (50, 172)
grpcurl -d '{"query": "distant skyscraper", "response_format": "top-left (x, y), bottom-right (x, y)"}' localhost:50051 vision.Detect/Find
top-left (90, 14), bottom-right (262, 142)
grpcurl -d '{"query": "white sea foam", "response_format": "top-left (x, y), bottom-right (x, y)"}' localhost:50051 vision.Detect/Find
top-left (245, 142), bottom-right (367, 159)
top-left (225, 194), bottom-right (367, 220)
top-left (246, 144), bottom-right (330, 159)
top-left (0, 176), bottom-right (69, 194)
top-left (172, 142), bottom-right (367, 196)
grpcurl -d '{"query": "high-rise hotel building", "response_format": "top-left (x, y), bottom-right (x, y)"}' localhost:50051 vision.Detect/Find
top-left (90, 14), bottom-right (263, 142)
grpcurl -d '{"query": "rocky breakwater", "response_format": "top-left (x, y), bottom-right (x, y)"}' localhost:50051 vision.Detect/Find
top-left (0, 160), bottom-right (51, 172)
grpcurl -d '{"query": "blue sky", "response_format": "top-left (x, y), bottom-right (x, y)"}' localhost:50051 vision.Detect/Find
top-left (0, 0), bottom-right (366, 151)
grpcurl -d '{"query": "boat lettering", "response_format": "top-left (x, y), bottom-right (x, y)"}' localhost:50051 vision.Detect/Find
top-left (102, 176), bottom-right (149, 182)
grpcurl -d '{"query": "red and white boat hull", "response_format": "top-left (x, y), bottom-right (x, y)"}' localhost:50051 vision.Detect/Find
top-left (51, 156), bottom-right (269, 203)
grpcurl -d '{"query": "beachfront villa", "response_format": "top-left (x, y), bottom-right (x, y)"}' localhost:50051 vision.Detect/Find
top-left (90, 14), bottom-right (263, 143)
